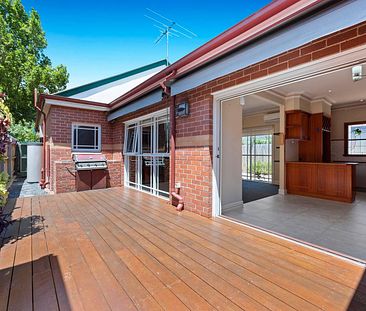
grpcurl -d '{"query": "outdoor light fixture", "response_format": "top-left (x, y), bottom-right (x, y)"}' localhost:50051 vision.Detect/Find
top-left (176, 101), bottom-right (189, 117)
top-left (240, 96), bottom-right (245, 106)
top-left (352, 65), bottom-right (365, 82)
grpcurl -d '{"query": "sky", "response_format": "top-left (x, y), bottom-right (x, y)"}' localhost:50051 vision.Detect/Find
top-left (22, 0), bottom-right (272, 89)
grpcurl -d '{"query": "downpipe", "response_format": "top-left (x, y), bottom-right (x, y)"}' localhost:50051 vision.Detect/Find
top-left (34, 89), bottom-right (49, 189)
top-left (167, 89), bottom-right (184, 212)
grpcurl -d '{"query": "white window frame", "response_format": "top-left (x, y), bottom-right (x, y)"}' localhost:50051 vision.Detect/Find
top-left (124, 123), bottom-right (139, 155)
top-left (71, 123), bottom-right (102, 153)
top-left (123, 109), bottom-right (170, 199)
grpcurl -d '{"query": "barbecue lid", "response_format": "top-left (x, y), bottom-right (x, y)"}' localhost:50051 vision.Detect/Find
top-left (73, 154), bottom-right (107, 162)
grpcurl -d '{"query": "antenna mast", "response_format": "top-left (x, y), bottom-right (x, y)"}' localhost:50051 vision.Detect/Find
top-left (145, 8), bottom-right (197, 63)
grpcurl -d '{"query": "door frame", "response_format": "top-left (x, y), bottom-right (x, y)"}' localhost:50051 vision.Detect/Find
top-left (123, 108), bottom-right (170, 198)
top-left (212, 45), bottom-right (366, 217)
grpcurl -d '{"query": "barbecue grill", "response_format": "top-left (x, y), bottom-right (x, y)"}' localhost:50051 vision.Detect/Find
top-left (73, 154), bottom-right (108, 191)
top-left (73, 154), bottom-right (107, 170)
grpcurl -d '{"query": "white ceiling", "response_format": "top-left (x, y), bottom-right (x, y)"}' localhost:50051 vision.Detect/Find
top-left (274, 64), bottom-right (366, 106)
top-left (242, 93), bottom-right (279, 115)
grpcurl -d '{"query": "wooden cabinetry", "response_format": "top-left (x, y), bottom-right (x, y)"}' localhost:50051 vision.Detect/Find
top-left (286, 111), bottom-right (310, 140)
top-left (299, 113), bottom-right (331, 162)
top-left (286, 162), bottom-right (356, 202)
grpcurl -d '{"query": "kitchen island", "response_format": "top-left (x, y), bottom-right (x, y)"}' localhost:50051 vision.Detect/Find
top-left (286, 162), bottom-right (357, 202)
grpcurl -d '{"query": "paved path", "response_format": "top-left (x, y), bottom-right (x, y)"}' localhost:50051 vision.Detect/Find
top-left (8, 177), bottom-right (48, 199)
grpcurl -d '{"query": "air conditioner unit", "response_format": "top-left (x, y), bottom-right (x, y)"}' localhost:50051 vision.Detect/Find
top-left (264, 112), bottom-right (280, 122)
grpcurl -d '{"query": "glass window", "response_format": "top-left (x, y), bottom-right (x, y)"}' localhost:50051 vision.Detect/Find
top-left (242, 133), bottom-right (273, 183)
top-left (157, 121), bottom-right (170, 154)
top-left (346, 122), bottom-right (366, 156)
top-left (128, 156), bottom-right (137, 187)
top-left (141, 156), bottom-right (153, 191)
top-left (125, 125), bottom-right (137, 154)
top-left (72, 124), bottom-right (101, 152)
top-left (157, 157), bottom-right (170, 197)
top-left (141, 125), bottom-right (152, 154)
top-left (124, 111), bottom-right (170, 199)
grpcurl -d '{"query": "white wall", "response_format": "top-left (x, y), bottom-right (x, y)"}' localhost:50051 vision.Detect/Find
top-left (221, 99), bottom-right (243, 210)
top-left (331, 105), bottom-right (366, 189)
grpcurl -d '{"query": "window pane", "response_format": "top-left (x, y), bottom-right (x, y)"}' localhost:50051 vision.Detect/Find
top-left (126, 127), bottom-right (136, 153)
top-left (142, 125), bottom-right (152, 154)
top-left (242, 133), bottom-right (272, 182)
top-left (77, 129), bottom-right (95, 148)
top-left (141, 156), bottom-right (152, 190)
top-left (72, 125), bottom-right (100, 151)
top-left (349, 124), bottom-right (366, 139)
top-left (348, 123), bottom-right (366, 155)
top-left (128, 156), bottom-right (137, 186)
top-left (157, 122), bottom-right (169, 153)
top-left (158, 157), bottom-right (169, 193)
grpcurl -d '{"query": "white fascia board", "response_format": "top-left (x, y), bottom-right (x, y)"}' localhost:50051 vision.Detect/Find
top-left (172, 0), bottom-right (366, 96)
top-left (45, 98), bottom-right (110, 112)
top-left (107, 89), bottom-right (163, 121)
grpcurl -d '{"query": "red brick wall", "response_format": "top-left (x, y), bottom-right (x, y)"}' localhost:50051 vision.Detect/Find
top-left (49, 106), bottom-right (113, 146)
top-left (175, 147), bottom-right (212, 217)
top-left (46, 106), bottom-right (121, 193)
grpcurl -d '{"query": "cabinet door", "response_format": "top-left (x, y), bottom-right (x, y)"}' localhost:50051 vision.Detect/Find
top-left (300, 113), bottom-right (309, 140)
top-left (286, 164), bottom-right (316, 193)
top-left (316, 165), bottom-right (349, 198)
top-left (92, 170), bottom-right (107, 190)
top-left (286, 111), bottom-right (309, 140)
top-left (76, 170), bottom-right (92, 191)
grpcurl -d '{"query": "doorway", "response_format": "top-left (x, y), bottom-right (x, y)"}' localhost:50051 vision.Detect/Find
top-left (124, 110), bottom-right (170, 198)
top-left (213, 57), bottom-right (366, 261)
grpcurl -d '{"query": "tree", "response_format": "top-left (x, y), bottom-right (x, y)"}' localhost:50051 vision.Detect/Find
top-left (0, 95), bottom-right (11, 233)
top-left (0, 0), bottom-right (69, 122)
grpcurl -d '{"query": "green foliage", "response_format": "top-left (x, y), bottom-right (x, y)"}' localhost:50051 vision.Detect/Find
top-left (253, 161), bottom-right (272, 179)
top-left (0, 99), bottom-right (10, 207)
top-left (0, 170), bottom-right (9, 206)
top-left (10, 120), bottom-right (39, 142)
top-left (0, 0), bottom-right (69, 122)
top-left (253, 136), bottom-right (272, 145)
top-left (0, 98), bottom-right (11, 161)
top-left (0, 99), bottom-right (12, 124)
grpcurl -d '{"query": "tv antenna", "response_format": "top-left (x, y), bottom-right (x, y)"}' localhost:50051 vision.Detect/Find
top-left (145, 8), bottom-right (197, 63)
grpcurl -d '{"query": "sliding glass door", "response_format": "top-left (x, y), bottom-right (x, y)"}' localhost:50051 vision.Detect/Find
top-left (124, 111), bottom-right (170, 198)
top-left (242, 130), bottom-right (273, 183)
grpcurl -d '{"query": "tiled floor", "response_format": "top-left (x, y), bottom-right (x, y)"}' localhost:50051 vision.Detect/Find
top-left (223, 192), bottom-right (366, 261)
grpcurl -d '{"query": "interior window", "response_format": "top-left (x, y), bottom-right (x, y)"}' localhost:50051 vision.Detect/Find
top-left (72, 124), bottom-right (101, 152)
top-left (345, 122), bottom-right (366, 156)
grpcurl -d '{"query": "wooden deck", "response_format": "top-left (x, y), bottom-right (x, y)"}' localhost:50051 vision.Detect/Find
top-left (0, 187), bottom-right (365, 311)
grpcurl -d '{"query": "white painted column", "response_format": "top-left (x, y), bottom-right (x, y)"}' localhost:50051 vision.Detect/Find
top-left (279, 104), bottom-right (287, 194)
top-left (221, 98), bottom-right (243, 211)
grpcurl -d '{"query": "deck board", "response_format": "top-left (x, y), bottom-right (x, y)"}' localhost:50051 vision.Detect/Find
top-left (0, 187), bottom-right (365, 311)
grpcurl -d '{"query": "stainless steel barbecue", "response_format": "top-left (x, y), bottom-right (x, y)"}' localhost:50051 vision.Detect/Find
top-left (72, 154), bottom-right (108, 191)
top-left (73, 154), bottom-right (107, 171)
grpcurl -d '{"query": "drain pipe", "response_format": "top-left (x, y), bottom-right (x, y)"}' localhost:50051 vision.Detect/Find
top-left (34, 89), bottom-right (49, 188)
top-left (162, 71), bottom-right (184, 211)
top-left (169, 95), bottom-right (184, 211)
